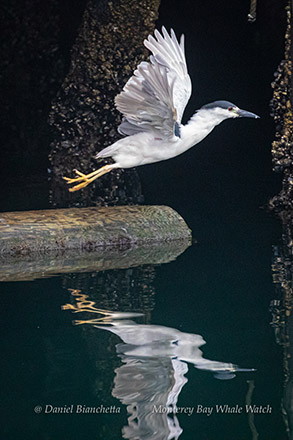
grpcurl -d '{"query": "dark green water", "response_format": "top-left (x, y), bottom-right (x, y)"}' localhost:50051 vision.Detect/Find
top-left (0, 202), bottom-right (288, 440)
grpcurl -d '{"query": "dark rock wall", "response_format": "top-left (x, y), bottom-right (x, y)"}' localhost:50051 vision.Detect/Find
top-left (49, 0), bottom-right (160, 207)
top-left (0, 0), bottom-right (160, 207)
top-left (270, 4), bottom-right (293, 212)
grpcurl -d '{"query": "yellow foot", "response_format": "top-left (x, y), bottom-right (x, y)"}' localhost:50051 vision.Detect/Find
top-left (68, 180), bottom-right (93, 192)
top-left (63, 169), bottom-right (98, 184)
top-left (63, 165), bottom-right (116, 192)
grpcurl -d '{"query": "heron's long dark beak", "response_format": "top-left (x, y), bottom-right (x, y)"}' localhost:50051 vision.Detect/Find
top-left (237, 109), bottom-right (260, 119)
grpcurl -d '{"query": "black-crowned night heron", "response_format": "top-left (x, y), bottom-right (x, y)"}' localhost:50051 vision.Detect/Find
top-left (64, 27), bottom-right (259, 192)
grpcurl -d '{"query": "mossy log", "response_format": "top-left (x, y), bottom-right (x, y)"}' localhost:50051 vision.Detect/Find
top-left (0, 205), bottom-right (191, 256)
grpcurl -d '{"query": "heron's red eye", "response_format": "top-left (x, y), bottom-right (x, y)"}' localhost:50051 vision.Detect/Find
top-left (228, 107), bottom-right (233, 111)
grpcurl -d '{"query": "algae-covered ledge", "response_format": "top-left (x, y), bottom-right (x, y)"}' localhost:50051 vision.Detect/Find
top-left (0, 205), bottom-right (191, 255)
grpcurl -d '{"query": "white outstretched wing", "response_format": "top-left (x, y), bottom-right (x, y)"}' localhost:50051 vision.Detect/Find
top-left (115, 27), bottom-right (192, 140)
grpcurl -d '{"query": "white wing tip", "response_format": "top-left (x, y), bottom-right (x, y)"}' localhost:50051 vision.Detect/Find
top-left (146, 26), bottom-right (182, 47)
top-left (180, 34), bottom-right (185, 52)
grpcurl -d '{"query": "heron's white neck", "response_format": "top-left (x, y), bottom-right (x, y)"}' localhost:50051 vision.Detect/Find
top-left (180, 109), bottom-right (228, 150)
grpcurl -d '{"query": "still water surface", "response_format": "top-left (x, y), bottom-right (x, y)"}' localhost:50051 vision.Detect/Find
top-left (0, 201), bottom-right (288, 440)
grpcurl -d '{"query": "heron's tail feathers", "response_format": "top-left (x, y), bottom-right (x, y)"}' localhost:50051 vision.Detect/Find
top-left (95, 144), bottom-right (118, 160)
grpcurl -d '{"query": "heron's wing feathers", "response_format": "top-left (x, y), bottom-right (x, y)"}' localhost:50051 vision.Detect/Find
top-left (115, 27), bottom-right (192, 139)
top-left (116, 61), bottom-right (177, 138)
top-left (145, 27), bottom-right (192, 123)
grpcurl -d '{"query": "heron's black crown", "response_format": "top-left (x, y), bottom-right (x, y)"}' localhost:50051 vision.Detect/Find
top-left (201, 100), bottom-right (236, 110)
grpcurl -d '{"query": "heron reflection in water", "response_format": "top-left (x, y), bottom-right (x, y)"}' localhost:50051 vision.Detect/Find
top-left (63, 291), bottom-right (255, 440)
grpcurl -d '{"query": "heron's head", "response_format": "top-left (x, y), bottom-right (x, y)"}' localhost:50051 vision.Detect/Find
top-left (201, 100), bottom-right (260, 120)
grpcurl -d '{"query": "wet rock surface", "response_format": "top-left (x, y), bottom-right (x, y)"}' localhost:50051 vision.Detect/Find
top-left (49, 0), bottom-right (160, 207)
top-left (1, 0), bottom-right (160, 207)
top-left (270, 5), bottom-right (293, 213)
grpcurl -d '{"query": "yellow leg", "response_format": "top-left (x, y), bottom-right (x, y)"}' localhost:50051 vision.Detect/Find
top-left (63, 164), bottom-right (116, 192)
top-left (63, 168), bottom-right (102, 183)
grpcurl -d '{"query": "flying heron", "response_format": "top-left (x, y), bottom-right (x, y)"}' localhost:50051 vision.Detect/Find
top-left (64, 27), bottom-right (259, 192)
